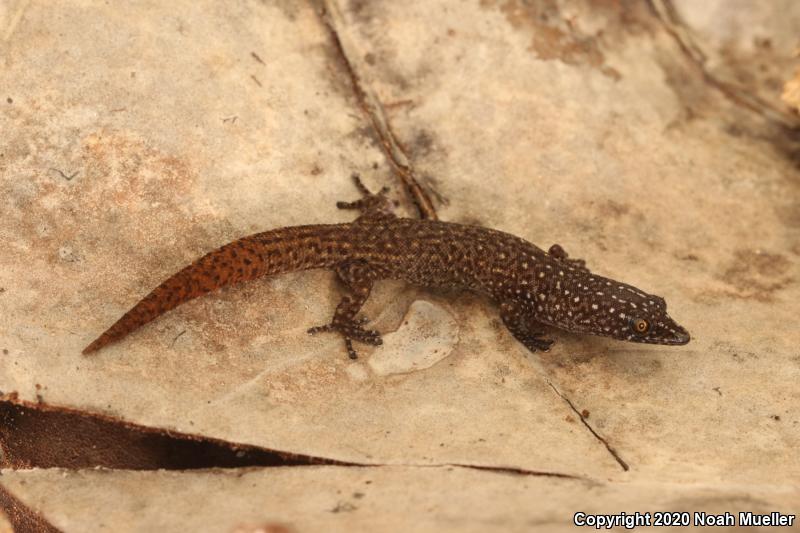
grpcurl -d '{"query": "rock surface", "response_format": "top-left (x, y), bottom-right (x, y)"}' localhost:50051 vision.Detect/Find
top-left (1, 0), bottom-right (798, 531)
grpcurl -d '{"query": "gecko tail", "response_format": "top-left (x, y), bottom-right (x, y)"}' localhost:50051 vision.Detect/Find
top-left (81, 227), bottom-right (330, 355)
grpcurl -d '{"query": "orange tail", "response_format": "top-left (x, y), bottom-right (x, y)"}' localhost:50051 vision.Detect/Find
top-left (82, 225), bottom-right (342, 354)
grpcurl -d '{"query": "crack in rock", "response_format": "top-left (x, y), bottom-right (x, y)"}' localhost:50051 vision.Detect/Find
top-left (547, 381), bottom-right (630, 472)
top-left (0, 398), bottom-right (590, 481)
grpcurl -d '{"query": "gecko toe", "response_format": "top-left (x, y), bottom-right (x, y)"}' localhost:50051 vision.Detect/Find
top-left (521, 336), bottom-right (554, 353)
top-left (344, 338), bottom-right (359, 360)
top-left (349, 327), bottom-right (383, 345)
top-left (537, 338), bottom-right (555, 352)
top-left (307, 324), bottom-right (333, 335)
top-left (336, 200), bottom-right (360, 210)
top-left (307, 319), bottom-right (383, 354)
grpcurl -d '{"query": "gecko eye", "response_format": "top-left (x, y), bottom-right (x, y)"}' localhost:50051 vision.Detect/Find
top-left (631, 318), bottom-right (650, 335)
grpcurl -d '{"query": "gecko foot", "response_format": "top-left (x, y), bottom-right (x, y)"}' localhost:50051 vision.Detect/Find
top-left (517, 333), bottom-right (555, 353)
top-left (336, 173), bottom-right (394, 218)
top-left (307, 317), bottom-right (383, 360)
top-left (500, 301), bottom-right (555, 354)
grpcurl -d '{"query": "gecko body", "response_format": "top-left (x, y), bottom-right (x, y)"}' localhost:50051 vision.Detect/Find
top-left (83, 176), bottom-right (690, 358)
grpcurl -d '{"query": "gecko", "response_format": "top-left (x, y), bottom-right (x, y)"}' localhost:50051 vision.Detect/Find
top-left (83, 175), bottom-right (690, 358)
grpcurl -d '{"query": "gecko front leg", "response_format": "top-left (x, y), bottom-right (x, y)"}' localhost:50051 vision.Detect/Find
top-left (307, 260), bottom-right (385, 359)
top-left (500, 301), bottom-right (554, 353)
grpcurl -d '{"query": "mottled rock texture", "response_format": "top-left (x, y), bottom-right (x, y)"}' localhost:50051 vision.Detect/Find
top-left (1, 0), bottom-right (798, 531)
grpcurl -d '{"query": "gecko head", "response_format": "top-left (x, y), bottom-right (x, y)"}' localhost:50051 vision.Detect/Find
top-left (618, 298), bottom-right (690, 346)
top-left (564, 276), bottom-right (690, 346)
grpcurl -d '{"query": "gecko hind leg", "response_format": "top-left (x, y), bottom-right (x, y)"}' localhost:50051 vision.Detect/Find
top-left (307, 260), bottom-right (384, 359)
top-left (336, 173), bottom-right (395, 219)
top-left (548, 244), bottom-right (589, 273)
top-left (500, 302), bottom-right (554, 353)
